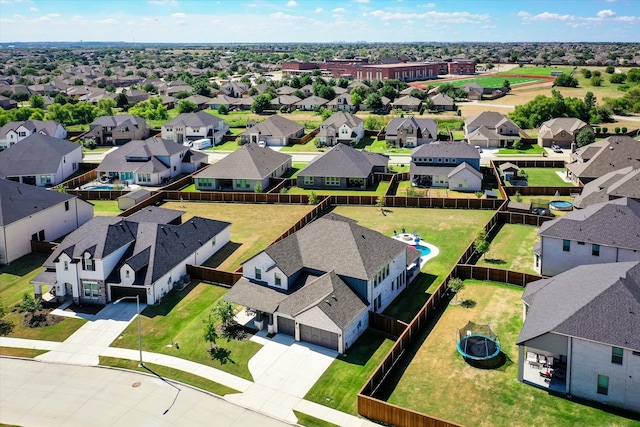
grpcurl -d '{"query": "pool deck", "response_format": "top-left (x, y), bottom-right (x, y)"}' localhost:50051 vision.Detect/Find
top-left (392, 234), bottom-right (440, 264)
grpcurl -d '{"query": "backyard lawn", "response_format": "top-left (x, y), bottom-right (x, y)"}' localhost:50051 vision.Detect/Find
top-left (496, 144), bottom-right (545, 155)
top-left (286, 181), bottom-right (390, 197)
top-left (89, 200), bottom-right (122, 216)
top-left (395, 181), bottom-right (494, 199)
top-left (520, 168), bottom-right (576, 187)
top-left (111, 281), bottom-right (262, 381)
top-left (384, 280), bottom-right (639, 427)
top-left (475, 224), bottom-right (540, 274)
top-left (160, 201), bottom-right (315, 271)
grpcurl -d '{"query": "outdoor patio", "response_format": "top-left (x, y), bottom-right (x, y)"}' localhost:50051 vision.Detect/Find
top-left (522, 351), bottom-right (567, 394)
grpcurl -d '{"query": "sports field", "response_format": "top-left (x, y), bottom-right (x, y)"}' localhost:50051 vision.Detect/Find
top-left (421, 75), bottom-right (545, 88)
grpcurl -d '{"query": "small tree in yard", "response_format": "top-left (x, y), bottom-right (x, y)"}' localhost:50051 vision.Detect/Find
top-left (512, 140), bottom-right (522, 150)
top-left (577, 128), bottom-right (596, 147)
top-left (308, 191), bottom-right (318, 205)
top-left (254, 182), bottom-right (262, 193)
top-left (212, 301), bottom-right (235, 330)
top-left (475, 191), bottom-right (483, 199)
top-left (20, 293), bottom-right (42, 317)
top-left (203, 311), bottom-right (218, 351)
top-left (448, 278), bottom-right (465, 303)
top-left (475, 239), bottom-right (491, 260)
top-left (513, 191), bottom-right (523, 203)
top-left (0, 297), bottom-right (14, 336)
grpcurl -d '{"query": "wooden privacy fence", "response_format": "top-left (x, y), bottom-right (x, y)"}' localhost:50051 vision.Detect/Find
top-left (492, 159), bottom-right (567, 169)
top-left (186, 265), bottom-right (242, 287)
top-left (163, 190), bottom-right (310, 204)
top-left (502, 186), bottom-right (579, 197)
top-left (61, 168), bottom-right (97, 190)
top-left (30, 240), bottom-right (57, 255)
top-left (497, 211), bottom-right (556, 226)
top-left (358, 396), bottom-right (463, 427)
top-left (454, 265), bottom-right (542, 287)
top-left (69, 189), bottom-right (128, 200)
top-left (368, 312), bottom-right (408, 338)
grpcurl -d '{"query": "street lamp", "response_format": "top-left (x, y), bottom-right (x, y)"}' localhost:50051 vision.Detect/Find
top-left (114, 295), bottom-right (143, 367)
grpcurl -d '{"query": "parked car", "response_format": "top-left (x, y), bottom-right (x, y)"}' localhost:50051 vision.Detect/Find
top-left (474, 145), bottom-right (483, 153)
top-left (551, 144), bottom-right (562, 153)
top-left (532, 207), bottom-right (555, 217)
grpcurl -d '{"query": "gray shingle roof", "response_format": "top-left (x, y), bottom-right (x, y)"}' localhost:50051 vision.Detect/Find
top-left (298, 144), bottom-right (388, 179)
top-left (566, 136), bottom-right (640, 181)
top-left (125, 206), bottom-right (184, 224)
top-left (465, 111), bottom-right (521, 131)
top-left (0, 120), bottom-right (63, 139)
top-left (0, 133), bottom-right (80, 177)
top-left (386, 117), bottom-right (437, 140)
top-left (193, 142), bottom-right (291, 180)
top-left (320, 112), bottom-right (363, 129)
top-left (573, 167), bottom-right (640, 209)
top-left (0, 178), bottom-right (75, 226)
top-left (411, 141), bottom-right (480, 160)
top-left (517, 261), bottom-right (640, 351)
top-left (163, 111), bottom-right (226, 128)
top-left (539, 198), bottom-right (640, 250)
top-left (239, 115), bottom-right (304, 139)
top-left (90, 114), bottom-right (148, 129)
top-left (97, 138), bottom-right (189, 174)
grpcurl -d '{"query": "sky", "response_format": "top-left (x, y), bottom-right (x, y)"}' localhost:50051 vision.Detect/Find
top-left (0, 0), bottom-right (639, 44)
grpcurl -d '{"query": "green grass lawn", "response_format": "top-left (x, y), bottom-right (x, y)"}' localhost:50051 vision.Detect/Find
top-left (111, 281), bottom-right (262, 381)
top-left (89, 200), bottom-right (122, 216)
top-left (304, 329), bottom-right (396, 415)
top-left (99, 356), bottom-right (240, 396)
top-left (286, 181), bottom-right (390, 196)
top-left (146, 108), bottom-right (179, 129)
top-left (385, 280), bottom-right (638, 427)
top-left (330, 206), bottom-right (496, 321)
top-left (475, 224), bottom-right (540, 274)
top-left (82, 146), bottom-right (113, 154)
top-left (210, 139), bottom-right (241, 151)
top-left (0, 347), bottom-right (48, 358)
top-left (520, 168), bottom-right (576, 187)
top-left (497, 144), bottom-right (545, 155)
top-left (429, 76), bottom-right (545, 88)
top-left (280, 140), bottom-right (321, 153)
top-left (294, 411), bottom-right (341, 427)
top-left (499, 66), bottom-right (573, 76)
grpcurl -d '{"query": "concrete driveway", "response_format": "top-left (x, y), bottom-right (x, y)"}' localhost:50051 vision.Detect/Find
top-left (0, 358), bottom-right (292, 427)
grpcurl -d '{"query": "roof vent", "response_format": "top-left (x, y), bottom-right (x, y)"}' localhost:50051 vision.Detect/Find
top-left (332, 294), bottom-right (337, 301)
top-left (325, 299), bottom-right (331, 306)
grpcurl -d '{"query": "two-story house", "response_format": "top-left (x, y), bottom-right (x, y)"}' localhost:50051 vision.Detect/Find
top-left (224, 214), bottom-right (420, 353)
top-left (326, 93), bottom-right (356, 112)
top-left (0, 134), bottom-right (82, 187)
top-left (31, 209), bottom-right (231, 306)
top-left (533, 198), bottom-right (640, 276)
top-left (0, 120), bottom-right (67, 150)
top-left (385, 117), bottom-right (437, 148)
top-left (161, 111), bottom-right (229, 146)
top-left (537, 118), bottom-right (591, 149)
top-left (96, 137), bottom-right (207, 186)
top-left (316, 112), bottom-right (364, 146)
top-left (465, 111), bottom-right (523, 148)
top-left (565, 136), bottom-right (640, 185)
top-left (84, 114), bottom-right (151, 146)
top-left (573, 167), bottom-right (640, 209)
top-left (409, 142), bottom-right (482, 191)
top-left (516, 261), bottom-right (640, 413)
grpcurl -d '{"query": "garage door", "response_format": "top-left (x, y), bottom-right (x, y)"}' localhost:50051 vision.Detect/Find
top-left (278, 317), bottom-right (295, 336)
top-left (109, 286), bottom-right (147, 304)
top-left (299, 324), bottom-right (339, 351)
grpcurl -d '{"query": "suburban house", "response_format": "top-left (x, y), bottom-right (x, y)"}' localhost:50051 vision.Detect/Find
top-left (239, 116), bottom-right (304, 147)
top-left (573, 167), bottom-right (640, 209)
top-left (297, 144), bottom-right (389, 190)
top-left (409, 142), bottom-right (482, 191)
top-left (0, 179), bottom-right (93, 265)
top-left (537, 118), bottom-right (591, 148)
top-left (0, 134), bottom-right (82, 187)
top-left (207, 94), bottom-right (236, 111)
top-left (293, 95), bottom-right (329, 111)
top-left (565, 136), bottom-right (640, 185)
top-left (223, 214), bottom-right (421, 353)
top-left (391, 95), bottom-right (422, 112)
top-left (193, 142), bottom-right (291, 191)
top-left (533, 198), bottom-right (640, 276)
top-left (0, 120), bottom-right (67, 150)
top-left (96, 137), bottom-right (207, 186)
top-left (83, 114), bottom-right (151, 146)
top-left (516, 261), bottom-right (640, 413)
top-left (182, 94), bottom-right (213, 111)
top-left (270, 95), bottom-right (302, 112)
top-left (326, 94), bottom-right (356, 112)
top-left (31, 210), bottom-right (231, 305)
top-left (316, 112), bottom-right (364, 146)
top-left (429, 93), bottom-right (456, 112)
top-left (385, 117), bottom-right (438, 148)
top-left (161, 111), bottom-right (229, 146)
top-left (0, 95), bottom-right (18, 110)
top-left (219, 81), bottom-right (249, 98)
top-left (465, 111), bottom-right (524, 148)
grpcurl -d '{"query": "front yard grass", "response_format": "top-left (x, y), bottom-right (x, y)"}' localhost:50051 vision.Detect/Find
top-left (88, 200), bottom-right (122, 216)
top-left (286, 181), bottom-right (390, 196)
top-left (520, 168), bottom-right (576, 187)
top-left (329, 206), bottom-right (496, 321)
top-left (160, 201), bottom-right (315, 271)
top-left (304, 329), bottom-right (396, 415)
top-left (383, 280), bottom-right (639, 427)
top-left (111, 281), bottom-right (262, 381)
top-left (280, 140), bottom-right (321, 153)
top-left (497, 144), bottom-right (545, 155)
top-left (0, 347), bottom-right (48, 358)
top-left (210, 139), bottom-right (241, 151)
top-left (474, 224), bottom-right (540, 274)
top-left (99, 356), bottom-right (240, 396)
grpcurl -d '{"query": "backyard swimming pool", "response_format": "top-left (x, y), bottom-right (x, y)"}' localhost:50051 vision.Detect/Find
top-left (394, 234), bottom-right (439, 264)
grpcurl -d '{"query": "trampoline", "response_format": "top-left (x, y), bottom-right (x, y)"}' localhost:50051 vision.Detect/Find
top-left (456, 321), bottom-right (501, 368)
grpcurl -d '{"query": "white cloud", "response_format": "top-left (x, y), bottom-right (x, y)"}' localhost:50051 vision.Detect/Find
top-left (354, 0), bottom-right (370, 3)
top-left (518, 9), bottom-right (639, 26)
top-left (333, 7), bottom-right (346, 13)
top-left (270, 11), bottom-right (294, 20)
top-left (29, 6), bottom-right (37, 11)
top-left (368, 9), bottom-right (490, 24)
top-left (597, 9), bottom-right (616, 18)
top-left (314, 7), bottom-right (323, 13)
top-left (171, 12), bottom-right (186, 18)
top-left (517, 11), bottom-right (530, 18)
top-left (287, 0), bottom-right (297, 6)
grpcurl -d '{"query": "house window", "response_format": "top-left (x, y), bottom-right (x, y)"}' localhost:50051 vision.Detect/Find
top-left (563, 240), bottom-right (570, 252)
top-left (64, 261), bottom-right (68, 271)
top-left (325, 177), bottom-right (340, 186)
top-left (198, 178), bottom-right (213, 188)
top-left (211, 236), bottom-right (216, 246)
top-left (82, 258), bottom-right (95, 271)
top-left (303, 176), bottom-right (314, 186)
top-left (612, 347), bottom-right (623, 365)
top-left (275, 273), bottom-right (281, 286)
top-left (125, 270), bottom-right (130, 278)
top-left (236, 179), bottom-right (251, 189)
top-left (137, 173), bottom-right (151, 183)
top-left (578, 241), bottom-right (585, 245)
top-left (592, 244), bottom-right (600, 256)
top-left (255, 267), bottom-right (261, 280)
top-left (597, 375), bottom-right (609, 395)
top-left (65, 201), bottom-right (69, 211)
top-left (40, 175), bottom-right (52, 185)
top-left (83, 282), bottom-right (99, 299)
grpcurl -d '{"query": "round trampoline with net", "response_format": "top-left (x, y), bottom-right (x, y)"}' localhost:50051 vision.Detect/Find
top-left (456, 321), bottom-right (502, 368)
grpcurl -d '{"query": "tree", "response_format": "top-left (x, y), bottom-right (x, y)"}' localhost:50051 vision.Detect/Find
top-left (212, 301), bottom-right (235, 330)
top-left (202, 312), bottom-right (218, 351)
top-left (177, 100), bottom-right (197, 113)
top-left (254, 182), bottom-right (262, 193)
top-left (365, 93), bottom-right (383, 111)
top-left (581, 69), bottom-right (592, 79)
top-left (584, 92), bottom-right (596, 110)
top-left (217, 104), bottom-right (228, 115)
top-left (364, 116), bottom-right (382, 131)
top-left (251, 94), bottom-right (272, 113)
top-left (96, 98), bottom-right (116, 116)
top-left (605, 65), bottom-right (615, 74)
top-left (576, 127), bottom-right (596, 147)
top-left (475, 238), bottom-right (490, 260)
top-left (115, 93), bottom-right (128, 109)
top-left (554, 74), bottom-right (578, 88)
top-left (448, 278), bottom-right (465, 303)
top-left (502, 80), bottom-right (511, 93)
top-left (141, 83), bottom-right (157, 94)
top-left (351, 93), bottom-right (362, 111)
top-left (610, 73), bottom-right (626, 84)
top-left (627, 69), bottom-right (640, 83)
top-left (20, 293), bottom-right (42, 317)
top-left (0, 297), bottom-right (14, 336)
top-left (29, 95), bottom-right (44, 109)
top-left (308, 191), bottom-right (318, 205)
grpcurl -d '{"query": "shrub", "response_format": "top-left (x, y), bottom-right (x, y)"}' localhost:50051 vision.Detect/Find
top-left (621, 127), bottom-right (627, 133)
top-left (594, 127), bottom-right (601, 133)
top-left (602, 127), bottom-right (608, 133)
top-left (217, 104), bottom-right (228, 115)
top-left (236, 137), bottom-right (246, 146)
top-left (614, 127), bottom-right (621, 134)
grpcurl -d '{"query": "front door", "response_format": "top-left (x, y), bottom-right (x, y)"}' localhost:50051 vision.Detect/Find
top-left (65, 282), bottom-right (73, 300)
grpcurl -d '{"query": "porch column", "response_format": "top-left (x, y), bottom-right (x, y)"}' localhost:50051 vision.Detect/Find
top-left (566, 337), bottom-right (573, 395)
top-left (33, 283), bottom-right (43, 300)
top-left (517, 345), bottom-right (525, 382)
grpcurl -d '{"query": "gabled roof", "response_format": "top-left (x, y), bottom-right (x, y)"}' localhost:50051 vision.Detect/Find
top-left (465, 111), bottom-right (521, 131)
top-left (294, 95), bottom-right (329, 107)
top-left (516, 261), bottom-right (640, 351)
top-left (90, 114), bottom-right (148, 129)
top-left (566, 136), bottom-right (640, 180)
top-left (573, 167), bottom-right (640, 208)
top-left (194, 143), bottom-right (291, 180)
top-left (0, 178), bottom-right (75, 226)
top-left (97, 138), bottom-right (189, 173)
top-left (125, 206), bottom-right (184, 224)
top-left (430, 93), bottom-right (455, 106)
top-left (448, 162), bottom-right (482, 179)
top-left (240, 115), bottom-right (303, 139)
top-left (320, 112), bottom-right (363, 129)
top-left (386, 116), bottom-right (437, 140)
top-left (0, 133), bottom-right (80, 177)
top-left (539, 198), bottom-right (640, 250)
top-left (539, 117), bottom-right (589, 138)
top-left (0, 120), bottom-right (63, 138)
top-left (411, 142), bottom-right (480, 160)
top-left (391, 95), bottom-right (422, 106)
top-left (260, 213), bottom-right (408, 281)
top-left (163, 111), bottom-right (226, 128)
top-left (299, 144), bottom-right (388, 179)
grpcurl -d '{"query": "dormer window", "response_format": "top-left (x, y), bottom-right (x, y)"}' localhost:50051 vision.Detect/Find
top-left (82, 258), bottom-right (95, 271)
top-left (125, 270), bottom-right (130, 278)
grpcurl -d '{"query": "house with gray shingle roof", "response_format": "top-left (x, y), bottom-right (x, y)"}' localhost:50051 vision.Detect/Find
top-left (391, 95), bottom-right (422, 112)
top-left (409, 142), bottom-right (482, 191)
top-left (161, 111), bottom-right (229, 146)
top-left (193, 142), bottom-right (291, 191)
top-left (429, 93), bottom-right (456, 112)
top-left (84, 114), bottom-right (150, 146)
top-left (239, 115), bottom-right (304, 147)
top-left (0, 179), bottom-right (93, 265)
top-left (296, 144), bottom-right (388, 190)
top-left (516, 261), bottom-right (640, 413)
top-left (293, 95), bottom-right (329, 111)
top-left (0, 133), bottom-right (82, 187)
top-left (565, 136), bottom-right (640, 185)
top-left (96, 137), bottom-right (207, 186)
top-left (385, 116), bottom-right (437, 148)
top-left (31, 211), bottom-right (230, 306)
top-left (573, 167), bottom-right (640, 209)
top-left (537, 117), bottom-right (591, 149)
top-left (533, 198), bottom-right (640, 276)
top-left (224, 214), bottom-right (420, 353)
top-left (326, 93), bottom-right (356, 112)
top-left (0, 119), bottom-right (67, 150)
top-left (316, 112), bottom-right (364, 146)
top-left (464, 111), bottom-right (524, 148)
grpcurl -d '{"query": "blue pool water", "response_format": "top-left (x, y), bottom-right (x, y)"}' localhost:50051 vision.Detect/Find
top-left (414, 244), bottom-right (432, 257)
top-left (84, 185), bottom-right (116, 190)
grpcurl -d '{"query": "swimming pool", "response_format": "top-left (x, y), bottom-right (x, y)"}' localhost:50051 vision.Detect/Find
top-left (393, 234), bottom-right (440, 263)
top-left (412, 244), bottom-right (432, 257)
top-left (84, 185), bottom-right (118, 190)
